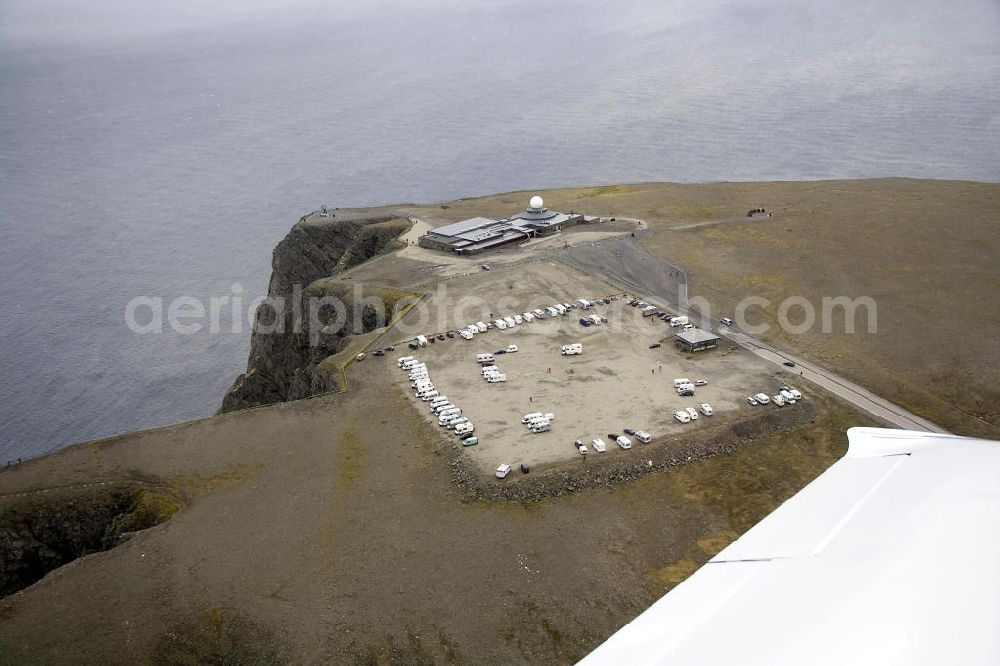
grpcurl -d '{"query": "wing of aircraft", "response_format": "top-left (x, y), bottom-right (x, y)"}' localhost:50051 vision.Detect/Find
top-left (580, 427), bottom-right (1000, 666)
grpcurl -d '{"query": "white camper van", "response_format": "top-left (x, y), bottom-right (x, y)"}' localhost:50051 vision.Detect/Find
top-left (475, 322), bottom-right (488, 333)
top-left (494, 319), bottom-right (507, 330)
top-left (476, 353), bottom-right (495, 365)
top-left (522, 412), bottom-right (543, 424)
top-left (459, 330), bottom-right (473, 340)
top-left (396, 356), bottom-right (415, 368)
top-left (415, 335), bottom-right (428, 346)
top-left (531, 422), bottom-right (551, 434)
top-left (522, 312), bottom-right (535, 323)
top-left (669, 316), bottom-right (689, 327)
top-left (560, 343), bottom-right (583, 355)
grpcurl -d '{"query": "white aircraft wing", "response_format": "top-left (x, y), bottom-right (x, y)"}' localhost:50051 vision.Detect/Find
top-left (580, 427), bottom-right (1000, 666)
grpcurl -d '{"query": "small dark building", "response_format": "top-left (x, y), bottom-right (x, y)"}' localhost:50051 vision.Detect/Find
top-left (675, 329), bottom-right (721, 353)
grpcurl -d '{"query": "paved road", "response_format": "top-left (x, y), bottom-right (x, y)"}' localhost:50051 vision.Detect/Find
top-left (552, 234), bottom-right (948, 434)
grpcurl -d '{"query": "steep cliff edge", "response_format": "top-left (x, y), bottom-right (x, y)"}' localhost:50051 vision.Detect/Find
top-left (220, 211), bottom-right (411, 413)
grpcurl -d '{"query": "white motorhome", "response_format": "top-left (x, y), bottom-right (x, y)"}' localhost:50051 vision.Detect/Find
top-left (553, 304), bottom-right (567, 315)
top-left (494, 319), bottom-right (507, 330)
top-left (698, 403), bottom-right (714, 416)
top-left (673, 378), bottom-right (692, 388)
top-left (475, 322), bottom-right (488, 333)
top-left (669, 316), bottom-right (689, 327)
top-left (522, 412), bottom-right (543, 424)
top-left (396, 356), bottom-right (415, 367)
top-left (522, 312), bottom-right (535, 323)
top-left (755, 393), bottom-right (771, 404)
top-left (674, 410), bottom-right (691, 423)
top-left (415, 335), bottom-right (428, 346)
top-left (591, 438), bottom-right (607, 452)
top-left (455, 422), bottom-right (474, 436)
top-left (773, 394), bottom-right (786, 406)
top-left (440, 413), bottom-right (464, 427)
top-left (496, 464), bottom-right (511, 479)
top-left (481, 365), bottom-right (499, 375)
top-left (531, 422), bottom-right (551, 434)
top-left (429, 396), bottom-right (449, 407)
top-left (560, 343), bottom-right (583, 355)
top-left (513, 314), bottom-right (524, 325)
top-left (434, 405), bottom-right (458, 416)
top-left (576, 299), bottom-right (592, 309)
top-left (418, 390), bottom-right (439, 401)
top-left (532, 309), bottom-right (545, 318)
top-left (504, 316), bottom-right (516, 327)
top-left (525, 418), bottom-right (550, 430)
top-left (459, 330), bottom-right (474, 340)
top-left (635, 431), bottom-right (652, 443)
top-left (589, 315), bottom-right (602, 325)
top-left (486, 374), bottom-right (507, 383)
top-left (476, 353), bottom-right (495, 365)
top-left (447, 417), bottom-right (469, 429)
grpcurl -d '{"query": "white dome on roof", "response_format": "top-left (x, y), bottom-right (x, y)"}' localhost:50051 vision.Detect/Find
top-left (529, 195), bottom-right (544, 209)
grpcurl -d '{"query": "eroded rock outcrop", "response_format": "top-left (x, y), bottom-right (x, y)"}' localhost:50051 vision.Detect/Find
top-left (0, 483), bottom-right (181, 598)
top-left (220, 212), bottom-right (411, 412)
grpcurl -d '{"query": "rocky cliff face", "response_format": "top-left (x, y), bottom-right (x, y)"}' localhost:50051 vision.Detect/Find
top-left (0, 484), bottom-right (180, 598)
top-left (220, 212), bottom-right (410, 413)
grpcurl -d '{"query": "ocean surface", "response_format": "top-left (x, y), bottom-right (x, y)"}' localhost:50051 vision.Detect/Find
top-left (1, 0), bottom-right (998, 461)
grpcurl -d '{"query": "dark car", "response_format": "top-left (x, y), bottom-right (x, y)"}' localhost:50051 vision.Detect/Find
top-left (408, 342), bottom-right (418, 350)
top-left (624, 428), bottom-right (637, 436)
top-left (494, 349), bottom-right (507, 355)
top-left (384, 345), bottom-right (395, 352)
top-left (580, 318), bottom-right (592, 327)
top-left (437, 334), bottom-right (445, 341)
top-left (372, 350), bottom-right (384, 357)
top-left (649, 343), bottom-right (661, 349)
top-left (628, 300), bottom-right (638, 306)
top-left (446, 331), bottom-right (455, 338)
top-left (783, 361), bottom-right (796, 368)
top-left (607, 432), bottom-right (620, 441)
top-left (603, 298), bottom-right (611, 304)
top-left (520, 463), bottom-right (530, 474)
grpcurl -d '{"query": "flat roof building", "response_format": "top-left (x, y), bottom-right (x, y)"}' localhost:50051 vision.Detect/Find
top-left (675, 328), bottom-right (721, 353)
top-left (417, 196), bottom-right (599, 254)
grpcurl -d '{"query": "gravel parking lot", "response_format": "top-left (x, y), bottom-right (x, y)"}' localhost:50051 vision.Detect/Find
top-left (388, 263), bottom-right (783, 474)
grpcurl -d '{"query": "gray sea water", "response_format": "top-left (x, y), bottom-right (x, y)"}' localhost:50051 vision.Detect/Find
top-left (1, 0), bottom-right (998, 461)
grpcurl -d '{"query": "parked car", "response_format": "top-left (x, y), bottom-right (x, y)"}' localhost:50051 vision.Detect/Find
top-left (783, 361), bottom-right (796, 367)
top-left (446, 331), bottom-right (455, 338)
top-left (607, 432), bottom-right (620, 441)
top-left (461, 436), bottom-right (478, 447)
top-left (507, 344), bottom-right (518, 353)
top-left (408, 342), bottom-right (418, 350)
top-left (695, 379), bottom-right (708, 386)
top-left (494, 349), bottom-right (507, 355)
top-left (674, 411), bottom-right (691, 423)
top-left (603, 298), bottom-right (611, 304)
top-left (520, 463), bottom-right (530, 474)
top-left (384, 345), bottom-right (395, 352)
top-left (574, 440), bottom-right (588, 455)
top-left (372, 350), bottom-right (384, 357)
top-left (580, 318), bottom-right (592, 326)
top-left (496, 464), bottom-right (511, 478)
top-left (745, 396), bottom-right (759, 406)
top-left (685, 407), bottom-right (699, 420)
top-left (649, 343), bottom-right (661, 349)
top-left (623, 428), bottom-right (637, 436)
top-left (720, 317), bottom-right (733, 326)
top-left (781, 386), bottom-right (803, 400)
top-left (481, 264), bottom-right (491, 271)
